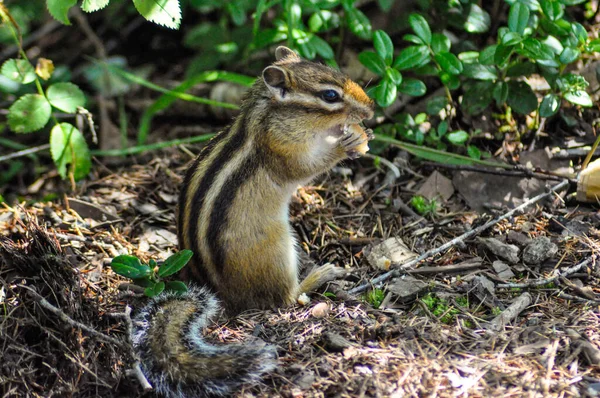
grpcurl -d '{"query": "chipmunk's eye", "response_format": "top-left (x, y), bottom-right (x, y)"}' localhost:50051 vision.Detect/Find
top-left (319, 90), bottom-right (341, 103)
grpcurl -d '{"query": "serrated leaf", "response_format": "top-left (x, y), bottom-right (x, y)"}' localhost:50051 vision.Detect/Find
top-left (133, 0), bottom-right (181, 29)
top-left (434, 52), bottom-right (463, 75)
top-left (393, 45), bottom-right (430, 71)
top-left (346, 8), bottom-right (372, 40)
top-left (508, 2), bottom-right (529, 35)
top-left (1, 59), bottom-right (36, 84)
top-left (82, 0), bottom-right (110, 12)
top-left (446, 130), bottom-right (469, 145)
top-left (409, 14), bottom-right (431, 45)
top-left (564, 90), bottom-right (592, 107)
top-left (374, 30), bottom-right (394, 66)
top-left (398, 78), bottom-right (426, 96)
top-left (539, 94), bottom-right (560, 117)
top-left (50, 123), bottom-right (92, 180)
top-left (111, 255), bottom-right (148, 279)
top-left (46, 0), bottom-right (77, 25)
top-left (158, 250), bottom-right (193, 277)
top-left (507, 81), bottom-right (538, 114)
top-left (359, 51), bottom-right (386, 75)
top-left (8, 94), bottom-right (51, 133)
top-left (47, 82), bottom-right (86, 113)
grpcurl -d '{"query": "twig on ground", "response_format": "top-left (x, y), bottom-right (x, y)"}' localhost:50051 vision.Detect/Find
top-left (348, 180), bottom-right (570, 295)
top-left (19, 284), bottom-right (123, 347)
top-left (487, 292), bottom-right (532, 333)
top-left (497, 256), bottom-right (596, 289)
top-left (421, 162), bottom-right (574, 183)
top-left (406, 258), bottom-right (484, 275)
top-left (567, 329), bottom-right (600, 366)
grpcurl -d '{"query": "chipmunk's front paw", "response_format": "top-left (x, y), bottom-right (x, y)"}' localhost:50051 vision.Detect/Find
top-left (341, 124), bottom-right (371, 159)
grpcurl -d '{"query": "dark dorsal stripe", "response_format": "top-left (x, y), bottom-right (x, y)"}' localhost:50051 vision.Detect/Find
top-left (206, 149), bottom-right (262, 273)
top-left (177, 130), bottom-right (229, 249)
top-left (187, 116), bottom-right (249, 273)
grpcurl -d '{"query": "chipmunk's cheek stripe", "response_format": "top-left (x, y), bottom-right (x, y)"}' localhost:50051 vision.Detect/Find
top-left (207, 150), bottom-right (262, 274)
top-left (187, 115), bottom-right (249, 282)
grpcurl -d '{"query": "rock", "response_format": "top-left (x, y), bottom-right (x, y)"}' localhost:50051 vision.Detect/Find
top-left (323, 332), bottom-right (354, 352)
top-left (365, 237), bottom-right (417, 271)
top-left (492, 260), bottom-right (516, 280)
top-left (311, 302), bottom-right (329, 318)
top-left (478, 237), bottom-right (520, 264)
top-left (416, 171), bottom-right (454, 201)
top-left (387, 275), bottom-right (428, 302)
top-left (523, 237), bottom-right (558, 265)
top-left (506, 231), bottom-right (531, 246)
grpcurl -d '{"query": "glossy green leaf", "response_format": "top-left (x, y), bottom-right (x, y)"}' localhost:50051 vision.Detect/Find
top-left (346, 8), bottom-right (372, 40)
top-left (426, 96), bottom-right (448, 115)
top-left (8, 94), bottom-right (51, 133)
top-left (494, 45), bottom-right (513, 66)
top-left (385, 67), bottom-right (402, 85)
top-left (359, 51), bottom-right (386, 75)
top-left (508, 2), bottom-right (530, 35)
top-left (111, 255), bottom-right (151, 279)
top-left (46, 82), bottom-right (86, 113)
top-left (310, 34), bottom-right (335, 59)
top-left (50, 123), bottom-right (92, 180)
top-left (559, 47), bottom-right (580, 64)
top-left (493, 81), bottom-right (508, 106)
top-left (434, 52), bottom-right (463, 75)
top-left (132, 0), bottom-right (181, 29)
top-left (467, 145), bottom-right (481, 160)
top-left (375, 77), bottom-right (397, 107)
top-left (158, 250), bottom-right (194, 277)
top-left (464, 4), bottom-right (490, 33)
top-left (408, 14), bottom-right (431, 45)
top-left (374, 30), bottom-right (394, 66)
top-left (507, 81), bottom-right (538, 114)
top-left (403, 34), bottom-right (423, 45)
top-left (540, 0), bottom-right (563, 21)
top-left (431, 33), bottom-right (450, 55)
top-left (46, 0), bottom-right (77, 25)
top-left (501, 32), bottom-right (523, 46)
top-left (539, 94), bottom-right (560, 117)
top-left (398, 78), bottom-right (426, 96)
top-left (462, 81), bottom-right (494, 115)
top-left (479, 45), bottom-right (497, 65)
top-left (462, 62), bottom-right (497, 80)
top-left (145, 281), bottom-right (166, 298)
top-left (446, 130), bottom-right (469, 145)
top-left (1, 59), bottom-right (36, 84)
top-left (564, 90), bottom-right (593, 107)
top-left (165, 281), bottom-right (189, 294)
top-left (393, 45), bottom-right (430, 70)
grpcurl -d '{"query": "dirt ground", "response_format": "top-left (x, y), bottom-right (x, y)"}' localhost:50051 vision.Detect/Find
top-left (0, 148), bottom-right (599, 397)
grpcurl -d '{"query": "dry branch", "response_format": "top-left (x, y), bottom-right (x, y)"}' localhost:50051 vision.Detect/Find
top-left (487, 292), bottom-right (532, 333)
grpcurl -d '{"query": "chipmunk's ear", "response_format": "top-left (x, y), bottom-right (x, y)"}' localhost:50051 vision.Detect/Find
top-left (263, 66), bottom-right (291, 99)
top-left (275, 46), bottom-right (299, 61)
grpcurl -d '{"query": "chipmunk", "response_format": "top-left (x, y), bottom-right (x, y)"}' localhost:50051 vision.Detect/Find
top-left (133, 46), bottom-right (375, 397)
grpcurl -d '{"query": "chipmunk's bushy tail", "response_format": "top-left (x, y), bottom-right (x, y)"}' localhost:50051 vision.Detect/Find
top-left (132, 286), bottom-right (277, 397)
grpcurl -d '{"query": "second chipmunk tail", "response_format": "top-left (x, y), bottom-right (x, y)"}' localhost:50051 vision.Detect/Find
top-left (132, 286), bottom-right (277, 398)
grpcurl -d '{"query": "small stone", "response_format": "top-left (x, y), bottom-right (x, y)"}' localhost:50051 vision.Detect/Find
top-left (492, 260), bottom-right (516, 280)
top-left (506, 231), bottom-right (531, 246)
top-left (387, 275), bottom-right (429, 302)
top-left (311, 302), bottom-right (329, 318)
top-left (323, 332), bottom-right (353, 352)
top-left (478, 237), bottom-right (520, 264)
top-left (366, 237), bottom-right (417, 271)
top-left (523, 237), bottom-right (558, 265)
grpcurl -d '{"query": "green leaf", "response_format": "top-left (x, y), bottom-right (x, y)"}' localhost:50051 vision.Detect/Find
top-left (508, 2), bottom-right (530, 35)
top-left (464, 4), bottom-right (490, 33)
top-left (507, 81), bottom-right (538, 114)
top-left (493, 81), bottom-right (508, 106)
top-left (403, 34), bottom-right (423, 45)
top-left (46, 0), bottom-right (77, 25)
top-left (385, 67), bottom-right (402, 85)
top-left (393, 45), bottom-right (430, 71)
top-left (520, 38), bottom-right (555, 60)
top-left (227, 1), bottom-right (247, 26)
top-left (462, 63), bottom-right (497, 80)
top-left (462, 81), bottom-right (494, 115)
top-left (310, 34), bottom-right (335, 59)
top-left (467, 145), bottom-right (481, 160)
top-left (1, 59), bottom-right (36, 84)
top-left (132, 0), bottom-right (181, 29)
top-left (494, 45), bottom-right (513, 66)
top-left (375, 77), bottom-right (397, 107)
top-left (540, 0), bottom-right (563, 21)
top-left (559, 47), bottom-right (580, 65)
top-left (426, 96), bottom-right (448, 115)
top-left (165, 280), bottom-right (189, 294)
top-left (346, 8), bottom-right (372, 40)
top-left (501, 32), bottom-right (523, 46)
top-left (398, 78), bottom-right (426, 96)
top-left (377, 0), bottom-right (394, 12)
top-left (111, 255), bottom-right (151, 279)
top-left (8, 94), bottom-right (51, 133)
top-left (374, 30), bottom-right (394, 66)
top-left (46, 82), bottom-right (86, 113)
top-left (479, 45), bottom-right (497, 65)
top-left (359, 51), bottom-right (386, 75)
top-left (571, 23), bottom-right (587, 44)
top-left (144, 281), bottom-right (166, 297)
top-left (539, 93), bottom-right (560, 117)
top-left (434, 52), bottom-right (463, 75)
top-left (82, 0), bottom-right (110, 12)
top-left (446, 130), bottom-right (469, 145)
top-left (50, 123), bottom-right (92, 180)
top-left (564, 90), bottom-right (592, 107)
top-left (431, 33), bottom-right (450, 55)
top-left (409, 14), bottom-right (431, 45)
top-left (158, 250), bottom-right (194, 277)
